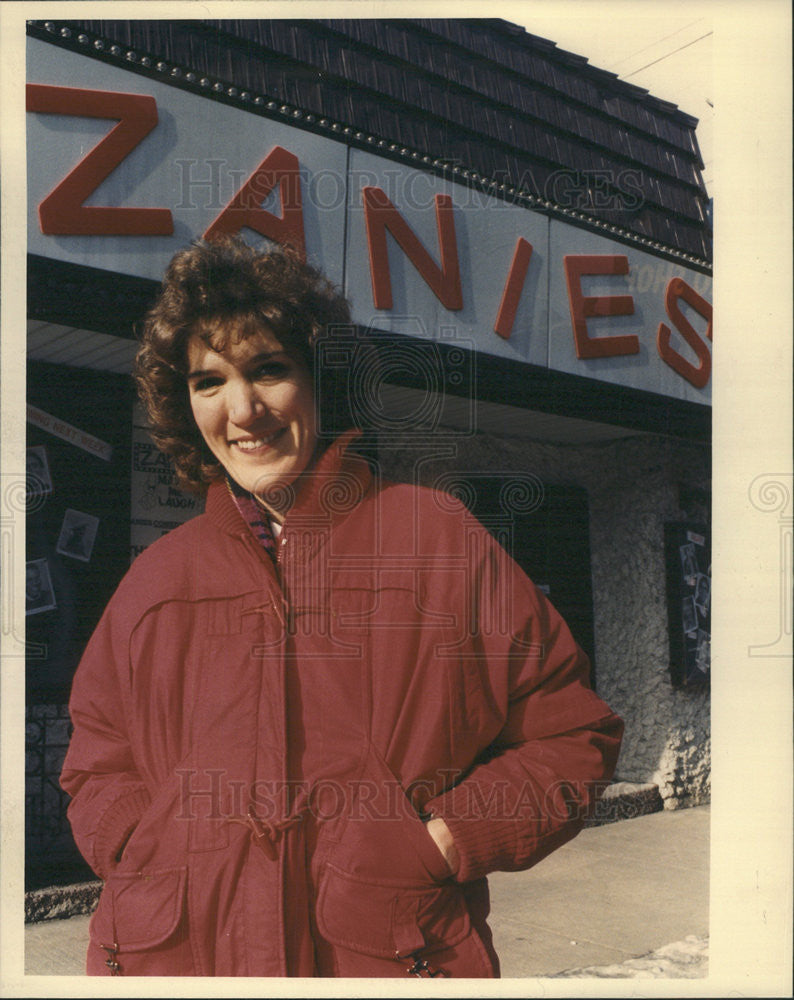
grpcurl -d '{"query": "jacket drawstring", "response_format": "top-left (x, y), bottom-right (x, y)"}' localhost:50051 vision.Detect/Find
top-left (227, 806), bottom-right (305, 861)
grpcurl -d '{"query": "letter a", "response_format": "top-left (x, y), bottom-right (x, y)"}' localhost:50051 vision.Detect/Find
top-left (204, 146), bottom-right (306, 259)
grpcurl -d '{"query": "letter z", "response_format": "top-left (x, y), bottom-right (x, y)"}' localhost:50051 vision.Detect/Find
top-left (26, 83), bottom-right (173, 235)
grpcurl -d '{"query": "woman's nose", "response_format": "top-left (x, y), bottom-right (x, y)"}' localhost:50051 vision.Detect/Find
top-left (228, 381), bottom-right (266, 425)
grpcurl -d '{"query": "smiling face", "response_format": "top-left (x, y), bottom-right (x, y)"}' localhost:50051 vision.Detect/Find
top-left (186, 325), bottom-right (318, 519)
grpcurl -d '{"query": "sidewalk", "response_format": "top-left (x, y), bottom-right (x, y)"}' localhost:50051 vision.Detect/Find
top-left (24, 805), bottom-right (709, 977)
top-left (488, 804), bottom-right (709, 977)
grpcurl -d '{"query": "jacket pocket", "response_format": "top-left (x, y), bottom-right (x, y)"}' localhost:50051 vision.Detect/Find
top-left (87, 866), bottom-right (189, 975)
top-left (328, 743), bottom-right (451, 886)
top-left (316, 861), bottom-right (471, 960)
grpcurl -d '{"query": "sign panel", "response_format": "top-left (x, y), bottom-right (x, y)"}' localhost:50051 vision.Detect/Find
top-left (344, 150), bottom-right (549, 367)
top-left (549, 223), bottom-right (712, 403)
top-left (26, 37), bottom-right (712, 406)
top-left (26, 37), bottom-right (348, 286)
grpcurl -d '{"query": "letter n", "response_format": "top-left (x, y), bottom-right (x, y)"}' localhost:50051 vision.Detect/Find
top-left (363, 187), bottom-right (462, 310)
top-left (204, 146), bottom-right (306, 259)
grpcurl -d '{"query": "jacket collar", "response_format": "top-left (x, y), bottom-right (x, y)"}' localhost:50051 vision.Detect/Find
top-left (205, 428), bottom-right (371, 535)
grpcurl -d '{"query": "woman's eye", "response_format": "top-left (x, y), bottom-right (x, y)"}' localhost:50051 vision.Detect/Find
top-left (255, 362), bottom-right (289, 379)
top-left (191, 377), bottom-right (222, 392)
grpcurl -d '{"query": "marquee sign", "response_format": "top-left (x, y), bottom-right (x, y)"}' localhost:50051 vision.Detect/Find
top-left (26, 37), bottom-right (712, 404)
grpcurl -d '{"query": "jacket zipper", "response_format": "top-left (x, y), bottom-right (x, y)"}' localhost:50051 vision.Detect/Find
top-left (238, 522), bottom-right (293, 976)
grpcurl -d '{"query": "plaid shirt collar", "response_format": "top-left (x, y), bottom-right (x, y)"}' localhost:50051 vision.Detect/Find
top-left (226, 477), bottom-right (278, 564)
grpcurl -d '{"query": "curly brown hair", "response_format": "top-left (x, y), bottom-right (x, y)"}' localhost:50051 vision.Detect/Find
top-left (135, 236), bottom-right (355, 493)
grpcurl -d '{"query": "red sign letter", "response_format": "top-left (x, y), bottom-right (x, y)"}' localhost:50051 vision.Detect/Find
top-left (494, 238), bottom-right (533, 340)
top-left (203, 145), bottom-right (306, 258)
top-left (657, 277), bottom-right (713, 389)
top-left (26, 84), bottom-right (173, 236)
top-left (563, 255), bottom-right (639, 359)
top-left (363, 187), bottom-right (462, 311)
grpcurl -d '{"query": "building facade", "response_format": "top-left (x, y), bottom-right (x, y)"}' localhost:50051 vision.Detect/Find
top-left (24, 18), bottom-right (712, 894)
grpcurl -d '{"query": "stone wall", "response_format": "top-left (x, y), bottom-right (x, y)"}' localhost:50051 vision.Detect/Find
top-left (375, 428), bottom-right (711, 808)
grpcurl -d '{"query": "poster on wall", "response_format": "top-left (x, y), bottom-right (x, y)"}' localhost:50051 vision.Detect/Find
top-left (664, 523), bottom-right (711, 688)
top-left (26, 445), bottom-right (52, 496)
top-left (130, 405), bottom-right (204, 560)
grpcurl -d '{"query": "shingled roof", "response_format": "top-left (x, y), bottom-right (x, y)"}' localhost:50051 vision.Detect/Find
top-left (28, 18), bottom-right (712, 266)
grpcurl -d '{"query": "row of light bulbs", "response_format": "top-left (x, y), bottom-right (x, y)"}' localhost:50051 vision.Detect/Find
top-left (34, 20), bottom-right (711, 270)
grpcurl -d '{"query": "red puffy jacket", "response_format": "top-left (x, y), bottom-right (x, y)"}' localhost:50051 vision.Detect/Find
top-left (61, 433), bottom-right (623, 977)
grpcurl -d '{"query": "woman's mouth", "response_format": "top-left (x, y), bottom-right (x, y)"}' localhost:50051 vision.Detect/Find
top-left (231, 429), bottom-right (284, 452)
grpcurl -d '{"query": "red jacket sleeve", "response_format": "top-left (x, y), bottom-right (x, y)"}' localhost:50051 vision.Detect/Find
top-left (425, 528), bottom-right (623, 884)
top-left (60, 600), bottom-right (151, 879)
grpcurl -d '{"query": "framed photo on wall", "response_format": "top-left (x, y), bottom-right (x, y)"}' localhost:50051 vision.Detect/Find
top-left (25, 558), bottom-right (56, 616)
top-left (55, 509), bottom-right (100, 563)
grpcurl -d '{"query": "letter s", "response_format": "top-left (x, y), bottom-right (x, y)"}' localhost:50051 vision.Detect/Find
top-left (657, 277), bottom-right (713, 389)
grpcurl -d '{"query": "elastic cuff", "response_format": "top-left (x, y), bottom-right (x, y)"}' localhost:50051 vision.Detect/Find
top-left (93, 787), bottom-right (151, 878)
top-left (423, 789), bottom-right (516, 884)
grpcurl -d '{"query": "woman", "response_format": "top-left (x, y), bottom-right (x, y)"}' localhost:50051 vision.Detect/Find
top-left (61, 236), bottom-right (623, 977)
